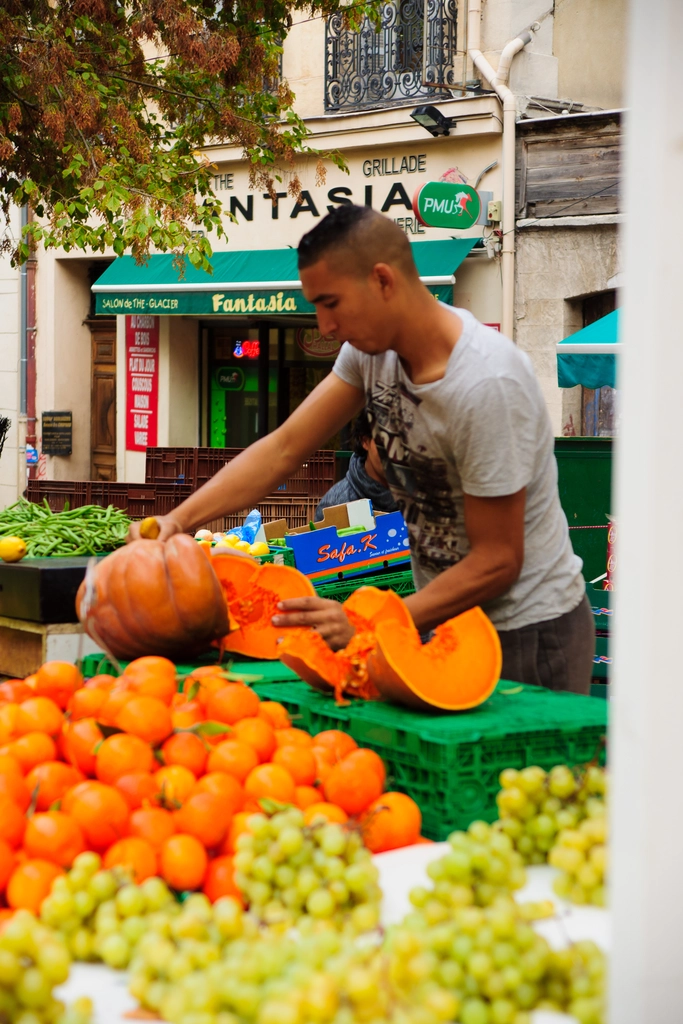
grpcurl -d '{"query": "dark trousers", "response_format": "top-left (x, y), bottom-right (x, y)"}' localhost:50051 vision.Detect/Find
top-left (497, 594), bottom-right (595, 695)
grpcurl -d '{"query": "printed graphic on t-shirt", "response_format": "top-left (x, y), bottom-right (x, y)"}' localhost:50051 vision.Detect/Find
top-left (367, 379), bottom-right (468, 573)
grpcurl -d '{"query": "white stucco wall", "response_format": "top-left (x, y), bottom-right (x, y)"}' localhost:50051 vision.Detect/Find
top-left (0, 208), bottom-right (22, 507)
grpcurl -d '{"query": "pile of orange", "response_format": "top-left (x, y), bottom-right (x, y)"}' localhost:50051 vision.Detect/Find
top-left (0, 657), bottom-right (424, 915)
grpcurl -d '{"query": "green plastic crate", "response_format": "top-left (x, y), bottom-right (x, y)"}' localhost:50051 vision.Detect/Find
top-left (223, 678), bottom-right (608, 842)
top-left (315, 568), bottom-right (415, 602)
top-left (80, 652), bottom-right (300, 683)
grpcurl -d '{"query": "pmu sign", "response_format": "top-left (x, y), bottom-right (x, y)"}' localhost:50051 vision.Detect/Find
top-left (413, 181), bottom-right (481, 229)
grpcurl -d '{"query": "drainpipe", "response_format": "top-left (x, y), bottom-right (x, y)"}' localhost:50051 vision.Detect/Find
top-left (468, 0), bottom-right (536, 339)
top-left (23, 212), bottom-right (37, 481)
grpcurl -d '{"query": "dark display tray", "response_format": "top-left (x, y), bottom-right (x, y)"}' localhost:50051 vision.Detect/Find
top-left (0, 557), bottom-right (103, 624)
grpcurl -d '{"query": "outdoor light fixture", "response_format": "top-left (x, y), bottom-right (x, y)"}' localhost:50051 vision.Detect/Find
top-left (410, 105), bottom-right (457, 137)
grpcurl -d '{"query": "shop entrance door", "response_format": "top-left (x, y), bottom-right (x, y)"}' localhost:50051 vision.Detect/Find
top-left (90, 325), bottom-right (117, 480)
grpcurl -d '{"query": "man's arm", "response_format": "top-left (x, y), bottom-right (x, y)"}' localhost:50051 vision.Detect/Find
top-left (130, 373), bottom-right (365, 540)
top-left (402, 488), bottom-right (526, 632)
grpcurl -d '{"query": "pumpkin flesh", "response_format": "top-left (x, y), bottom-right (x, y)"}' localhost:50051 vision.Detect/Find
top-left (367, 606), bottom-right (502, 712)
top-left (211, 556), bottom-right (316, 660)
top-left (76, 535), bottom-right (229, 661)
top-left (279, 586), bottom-right (414, 701)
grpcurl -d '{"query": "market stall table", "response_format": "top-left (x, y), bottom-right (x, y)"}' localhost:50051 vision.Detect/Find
top-left (55, 845), bottom-right (608, 1024)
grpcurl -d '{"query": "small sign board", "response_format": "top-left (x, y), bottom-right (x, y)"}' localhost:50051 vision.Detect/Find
top-left (413, 181), bottom-right (481, 229)
top-left (41, 412), bottom-right (72, 456)
top-left (215, 367), bottom-right (245, 391)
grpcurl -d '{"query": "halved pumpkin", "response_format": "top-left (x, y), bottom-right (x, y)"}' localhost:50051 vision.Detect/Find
top-left (367, 606), bottom-right (502, 712)
top-left (211, 555), bottom-right (316, 660)
top-left (279, 586), bottom-right (414, 701)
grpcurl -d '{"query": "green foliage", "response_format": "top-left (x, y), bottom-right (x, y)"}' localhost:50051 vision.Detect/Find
top-left (0, 0), bottom-right (379, 271)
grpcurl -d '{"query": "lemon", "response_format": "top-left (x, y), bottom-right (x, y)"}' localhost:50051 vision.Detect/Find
top-left (224, 534), bottom-right (240, 547)
top-left (234, 540), bottom-right (252, 553)
top-left (139, 517), bottom-right (161, 540)
top-left (249, 541), bottom-right (270, 557)
top-left (0, 537), bottom-right (27, 562)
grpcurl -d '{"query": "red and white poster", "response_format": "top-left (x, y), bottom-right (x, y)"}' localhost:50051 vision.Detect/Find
top-left (125, 315), bottom-right (159, 452)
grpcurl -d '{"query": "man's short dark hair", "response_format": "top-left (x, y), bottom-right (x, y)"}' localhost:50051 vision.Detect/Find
top-left (298, 204), bottom-right (419, 280)
top-left (351, 409), bottom-right (373, 459)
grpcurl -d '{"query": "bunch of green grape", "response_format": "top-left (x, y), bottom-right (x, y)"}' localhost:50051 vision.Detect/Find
top-left (549, 797), bottom-right (608, 907)
top-left (233, 807), bottom-right (382, 932)
top-left (40, 851), bottom-right (178, 969)
top-left (495, 764), bottom-right (607, 865)
top-left (0, 909), bottom-right (91, 1024)
top-left (408, 820), bottom-right (526, 924)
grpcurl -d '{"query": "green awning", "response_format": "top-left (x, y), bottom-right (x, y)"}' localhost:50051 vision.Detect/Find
top-left (557, 310), bottom-right (621, 389)
top-left (92, 238), bottom-right (477, 316)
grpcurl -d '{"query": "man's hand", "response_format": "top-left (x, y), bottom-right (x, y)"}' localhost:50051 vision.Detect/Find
top-left (273, 597), bottom-right (356, 651)
top-left (128, 514), bottom-right (185, 543)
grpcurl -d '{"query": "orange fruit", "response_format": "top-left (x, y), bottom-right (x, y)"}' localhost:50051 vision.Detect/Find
top-left (116, 696), bottom-right (173, 746)
top-left (206, 739), bottom-right (259, 783)
top-left (15, 697), bottom-right (63, 737)
top-left (0, 796), bottom-right (26, 848)
top-left (103, 836), bottom-right (158, 882)
top-left (26, 761), bottom-right (85, 812)
top-left (244, 764), bottom-right (296, 805)
top-left (98, 682), bottom-right (136, 727)
top-left (33, 662), bottom-right (82, 710)
top-left (160, 834), bottom-right (208, 891)
top-left (361, 792), bottom-right (422, 853)
top-left (10, 732), bottom-right (57, 773)
top-left (303, 802), bottom-right (349, 826)
top-left (173, 792), bottom-right (233, 849)
top-left (203, 855), bottom-right (242, 903)
top-left (206, 684), bottom-right (260, 726)
top-left (115, 772), bottom-right (160, 810)
top-left (182, 673), bottom-right (226, 711)
top-left (342, 748), bottom-right (386, 789)
top-left (161, 732), bottom-right (207, 777)
top-left (0, 753), bottom-right (23, 780)
top-left (313, 730), bottom-right (357, 763)
top-left (171, 700), bottom-right (204, 730)
top-left (23, 811), bottom-right (85, 867)
top-left (295, 785), bottom-right (322, 810)
top-left (6, 859), bottom-right (63, 912)
top-left (311, 747), bottom-right (335, 786)
top-left (123, 657), bottom-right (177, 705)
top-left (415, 836), bottom-right (434, 845)
top-left (61, 781), bottom-right (129, 850)
top-left (274, 728), bottom-right (313, 749)
top-left (62, 718), bottom-right (103, 776)
top-left (83, 674), bottom-right (117, 690)
top-left (0, 681), bottom-right (33, 704)
top-left (0, 771), bottom-right (30, 812)
top-left (272, 746), bottom-right (317, 786)
top-left (68, 687), bottom-right (109, 721)
top-left (95, 733), bottom-right (155, 786)
top-left (323, 758), bottom-right (383, 816)
top-left (0, 704), bottom-right (18, 743)
top-left (129, 807), bottom-right (176, 849)
top-left (0, 840), bottom-right (16, 890)
top-left (232, 718), bottom-right (276, 763)
top-left (154, 765), bottom-right (196, 806)
top-left (191, 772), bottom-right (243, 816)
top-left (258, 701), bottom-right (291, 730)
top-left (220, 812), bottom-right (251, 855)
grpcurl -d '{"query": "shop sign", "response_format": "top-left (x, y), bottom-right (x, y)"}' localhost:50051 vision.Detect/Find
top-left (413, 182), bottom-right (481, 229)
top-left (41, 411), bottom-right (72, 456)
top-left (233, 340), bottom-right (259, 359)
top-left (215, 367), bottom-right (245, 391)
top-left (125, 315), bottom-right (159, 452)
top-left (296, 329), bottom-right (342, 359)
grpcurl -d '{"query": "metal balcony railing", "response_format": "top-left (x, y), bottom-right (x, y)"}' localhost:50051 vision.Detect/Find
top-left (325, 0), bottom-right (458, 113)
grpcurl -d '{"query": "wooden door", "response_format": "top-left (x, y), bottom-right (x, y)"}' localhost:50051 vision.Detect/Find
top-left (90, 327), bottom-right (117, 480)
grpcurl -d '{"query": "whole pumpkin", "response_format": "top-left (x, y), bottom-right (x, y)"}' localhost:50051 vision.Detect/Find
top-left (76, 535), bottom-right (229, 661)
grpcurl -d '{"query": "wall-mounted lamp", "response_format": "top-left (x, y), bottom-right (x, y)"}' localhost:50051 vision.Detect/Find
top-left (410, 105), bottom-right (457, 137)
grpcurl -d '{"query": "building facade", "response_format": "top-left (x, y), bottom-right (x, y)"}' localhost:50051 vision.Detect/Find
top-left (0, 0), bottom-right (627, 497)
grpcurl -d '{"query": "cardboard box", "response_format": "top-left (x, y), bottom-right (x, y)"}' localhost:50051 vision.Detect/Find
top-left (255, 499), bottom-right (412, 582)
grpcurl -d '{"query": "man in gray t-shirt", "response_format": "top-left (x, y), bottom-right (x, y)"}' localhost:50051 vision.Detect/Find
top-left (140, 205), bottom-right (594, 693)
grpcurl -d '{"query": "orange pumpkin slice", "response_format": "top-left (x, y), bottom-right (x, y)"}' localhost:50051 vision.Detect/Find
top-left (367, 606), bottom-right (502, 712)
top-left (211, 556), bottom-right (316, 660)
top-left (280, 586), bottom-right (414, 701)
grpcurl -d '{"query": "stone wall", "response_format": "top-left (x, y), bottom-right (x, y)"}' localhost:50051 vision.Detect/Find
top-left (515, 224), bottom-right (621, 435)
